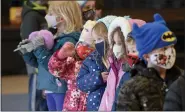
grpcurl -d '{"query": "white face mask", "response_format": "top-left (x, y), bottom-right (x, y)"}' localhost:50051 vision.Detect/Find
top-left (113, 44), bottom-right (124, 59)
top-left (45, 15), bottom-right (58, 27)
top-left (149, 46), bottom-right (176, 69)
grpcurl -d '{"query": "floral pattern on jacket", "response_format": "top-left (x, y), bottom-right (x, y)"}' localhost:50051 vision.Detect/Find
top-left (48, 51), bottom-right (87, 111)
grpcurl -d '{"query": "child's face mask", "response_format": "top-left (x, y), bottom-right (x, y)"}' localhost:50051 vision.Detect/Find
top-left (82, 9), bottom-right (95, 21)
top-left (126, 42), bottom-right (139, 67)
top-left (92, 30), bottom-right (105, 57)
top-left (113, 44), bottom-right (124, 59)
top-left (148, 45), bottom-right (176, 69)
top-left (76, 43), bottom-right (94, 60)
top-left (112, 32), bottom-right (125, 59)
top-left (82, 1), bottom-right (96, 21)
top-left (95, 40), bottom-right (105, 57)
top-left (45, 14), bottom-right (61, 28)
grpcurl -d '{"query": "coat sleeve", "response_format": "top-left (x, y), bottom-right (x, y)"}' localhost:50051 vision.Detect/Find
top-left (33, 45), bottom-right (52, 70)
top-left (116, 82), bottom-right (140, 111)
top-left (77, 58), bottom-right (105, 93)
top-left (48, 50), bottom-right (74, 80)
top-left (33, 37), bottom-right (77, 71)
top-left (23, 52), bottom-right (38, 68)
top-left (163, 79), bottom-right (182, 111)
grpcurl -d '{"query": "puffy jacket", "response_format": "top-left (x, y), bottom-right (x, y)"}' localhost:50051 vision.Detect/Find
top-left (163, 72), bottom-right (185, 111)
top-left (77, 50), bottom-right (107, 111)
top-left (112, 72), bottom-right (131, 111)
top-left (116, 60), bottom-right (182, 111)
top-left (23, 32), bottom-right (80, 93)
top-left (99, 56), bottom-right (124, 111)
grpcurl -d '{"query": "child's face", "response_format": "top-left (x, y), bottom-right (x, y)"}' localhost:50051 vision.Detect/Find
top-left (112, 32), bottom-right (125, 59)
top-left (113, 32), bottom-right (122, 46)
top-left (125, 40), bottom-right (139, 67)
top-left (126, 41), bottom-right (138, 56)
top-left (46, 7), bottom-right (63, 27)
top-left (145, 45), bottom-right (176, 69)
top-left (92, 30), bottom-right (104, 44)
top-left (82, 1), bottom-right (96, 21)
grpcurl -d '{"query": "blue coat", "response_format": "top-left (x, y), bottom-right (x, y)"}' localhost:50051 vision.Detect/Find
top-left (111, 72), bottom-right (131, 111)
top-left (77, 50), bottom-right (107, 111)
top-left (23, 32), bottom-right (80, 93)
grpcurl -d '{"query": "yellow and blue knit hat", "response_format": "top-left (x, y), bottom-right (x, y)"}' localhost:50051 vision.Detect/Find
top-left (130, 13), bottom-right (177, 59)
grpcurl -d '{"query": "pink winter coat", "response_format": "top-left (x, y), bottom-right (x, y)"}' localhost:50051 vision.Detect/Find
top-left (99, 57), bottom-right (125, 111)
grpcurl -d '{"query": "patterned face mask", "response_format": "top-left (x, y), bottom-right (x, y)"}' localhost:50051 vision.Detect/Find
top-left (127, 54), bottom-right (139, 67)
top-left (76, 42), bottom-right (94, 60)
top-left (82, 9), bottom-right (95, 21)
top-left (149, 46), bottom-right (176, 69)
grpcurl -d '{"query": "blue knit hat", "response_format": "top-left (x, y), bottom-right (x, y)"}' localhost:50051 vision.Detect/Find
top-left (130, 13), bottom-right (177, 59)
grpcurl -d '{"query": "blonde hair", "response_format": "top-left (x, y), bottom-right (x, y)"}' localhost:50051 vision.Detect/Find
top-left (126, 37), bottom-right (135, 45)
top-left (92, 22), bottom-right (110, 68)
top-left (83, 20), bottom-right (97, 29)
top-left (48, 1), bottom-right (82, 33)
top-left (92, 22), bottom-right (108, 39)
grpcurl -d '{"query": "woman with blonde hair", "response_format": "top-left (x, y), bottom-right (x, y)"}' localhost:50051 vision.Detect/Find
top-left (16, 1), bottom-right (83, 111)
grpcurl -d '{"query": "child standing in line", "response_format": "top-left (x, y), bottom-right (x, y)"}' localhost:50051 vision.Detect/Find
top-left (117, 13), bottom-right (182, 111)
top-left (99, 16), bottom-right (146, 111)
top-left (16, 1), bottom-right (83, 111)
top-left (48, 20), bottom-right (96, 111)
top-left (48, 42), bottom-right (94, 111)
top-left (77, 15), bottom-right (117, 111)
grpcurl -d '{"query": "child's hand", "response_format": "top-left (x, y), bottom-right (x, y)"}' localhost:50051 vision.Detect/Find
top-left (67, 57), bottom-right (75, 64)
top-left (57, 42), bottom-right (75, 59)
top-left (101, 72), bottom-right (109, 82)
top-left (75, 61), bottom-right (82, 75)
top-left (53, 70), bottom-right (60, 77)
top-left (42, 90), bottom-right (46, 99)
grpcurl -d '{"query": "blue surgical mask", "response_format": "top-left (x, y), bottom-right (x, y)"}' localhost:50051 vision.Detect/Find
top-left (95, 41), bottom-right (105, 57)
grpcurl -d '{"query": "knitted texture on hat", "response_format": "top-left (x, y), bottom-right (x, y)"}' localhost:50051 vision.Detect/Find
top-left (97, 15), bottom-right (117, 29)
top-left (29, 30), bottom-right (54, 50)
top-left (108, 16), bottom-right (146, 48)
top-left (130, 13), bottom-right (177, 59)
